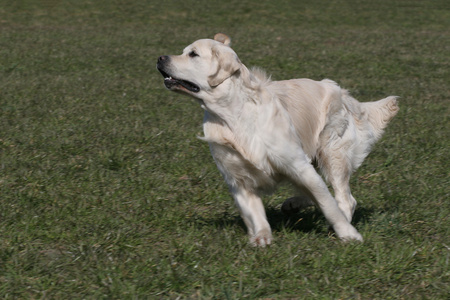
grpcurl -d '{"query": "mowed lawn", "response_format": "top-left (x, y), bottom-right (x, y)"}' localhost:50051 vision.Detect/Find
top-left (0, 0), bottom-right (448, 298)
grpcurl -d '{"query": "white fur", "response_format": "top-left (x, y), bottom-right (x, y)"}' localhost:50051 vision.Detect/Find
top-left (158, 34), bottom-right (399, 246)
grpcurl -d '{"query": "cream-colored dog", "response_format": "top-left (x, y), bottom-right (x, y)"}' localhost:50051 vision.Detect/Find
top-left (157, 33), bottom-right (398, 246)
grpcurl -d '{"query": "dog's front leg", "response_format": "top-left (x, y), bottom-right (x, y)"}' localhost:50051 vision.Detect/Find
top-left (231, 186), bottom-right (272, 247)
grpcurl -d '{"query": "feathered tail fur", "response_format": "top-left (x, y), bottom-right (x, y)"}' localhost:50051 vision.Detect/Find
top-left (362, 96), bottom-right (399, 140)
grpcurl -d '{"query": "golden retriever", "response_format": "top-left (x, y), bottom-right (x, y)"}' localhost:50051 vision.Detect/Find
top-left (157, 33), bottom-right (398, 246)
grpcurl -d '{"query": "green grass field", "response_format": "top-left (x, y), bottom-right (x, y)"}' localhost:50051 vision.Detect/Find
top-left (1, 0), bottom-right (449, 298)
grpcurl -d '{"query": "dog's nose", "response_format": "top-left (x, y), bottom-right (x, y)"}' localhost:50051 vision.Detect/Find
top-left (158, 55), bottom-right (169, 62)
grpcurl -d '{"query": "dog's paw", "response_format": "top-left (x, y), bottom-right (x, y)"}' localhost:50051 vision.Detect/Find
top-left (333, 223), bottom-right (363, 242)
top-left (250, 229), bottom-right (272, 247)
top-left (339, 232), bottom-right (363, 243)
top-left (281, 196), bottom-right (314, 215)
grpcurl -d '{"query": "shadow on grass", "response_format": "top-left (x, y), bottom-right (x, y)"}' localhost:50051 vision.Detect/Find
top-left (190, 205), bottom-right (376, 235)
top-left (267, 206), bottom-right (376, 234)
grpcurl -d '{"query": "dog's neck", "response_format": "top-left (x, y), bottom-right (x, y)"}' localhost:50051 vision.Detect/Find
top-left (200, 66), bottom-right (288, 173)
top-left (200, 65), bottom-right (265, 129)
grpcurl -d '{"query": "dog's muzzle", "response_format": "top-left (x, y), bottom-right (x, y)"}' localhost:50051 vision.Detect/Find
top-left (157, 56), bottom-right (200, 93)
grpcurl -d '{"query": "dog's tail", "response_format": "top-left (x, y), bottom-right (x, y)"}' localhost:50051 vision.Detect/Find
top-left (360, 96), bottom-right (399, 140)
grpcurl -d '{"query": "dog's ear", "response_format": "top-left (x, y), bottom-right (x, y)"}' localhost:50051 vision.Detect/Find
top-left (208, 46), bottom-right (241, 87)
top-left (214, 33), bottom-right (231, 46)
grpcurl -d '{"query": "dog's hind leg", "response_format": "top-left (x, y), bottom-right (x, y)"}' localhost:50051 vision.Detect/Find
top-left (231, 186), bottom-right (272, 247)
top-left (281, 190), bottom-right (315, 215)
top-left (316, 105), bottom-right (361, 223)
top-left (286, 159), bottom-right (362, 242)
top-left (324, 161), bottom-right (356, 223)
top-left (317, 138), bottom-right (357, 222)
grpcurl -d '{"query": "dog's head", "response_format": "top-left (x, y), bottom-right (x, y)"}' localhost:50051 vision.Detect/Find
top-left (157, 33), bottom-right (241, 98)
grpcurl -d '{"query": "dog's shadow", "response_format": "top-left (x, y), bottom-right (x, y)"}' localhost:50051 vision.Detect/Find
top-left (192, 205), bottom-right (375, 236)
top-left (267, 206), bottom-right (374, 234)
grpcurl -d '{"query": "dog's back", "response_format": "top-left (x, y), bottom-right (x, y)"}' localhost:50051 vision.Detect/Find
top-left (268, 79), bottom-right (342, 158)
top-left (268, 78), bottom-right (398, 164)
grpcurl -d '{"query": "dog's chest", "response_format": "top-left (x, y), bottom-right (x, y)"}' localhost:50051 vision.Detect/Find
top-left (202, 107), bottom-right (303, 176)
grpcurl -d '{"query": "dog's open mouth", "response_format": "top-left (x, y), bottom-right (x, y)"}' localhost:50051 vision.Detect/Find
top-left (158, 68), bottom-right (200, 93)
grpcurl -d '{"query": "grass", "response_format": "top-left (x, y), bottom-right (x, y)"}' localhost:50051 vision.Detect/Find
top-left (0, 0), bottom-right (449, 298)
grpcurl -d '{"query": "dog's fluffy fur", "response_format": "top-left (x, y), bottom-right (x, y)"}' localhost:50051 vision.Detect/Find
top-left (157, 33), bottom-right (398, 246)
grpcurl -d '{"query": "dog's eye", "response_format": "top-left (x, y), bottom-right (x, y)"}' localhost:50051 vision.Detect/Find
top-left (188, 50), bottom-right (199, 58)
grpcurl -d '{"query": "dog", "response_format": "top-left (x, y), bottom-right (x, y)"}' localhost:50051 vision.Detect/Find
top-left (157, 33), bottom-right (398, 246)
